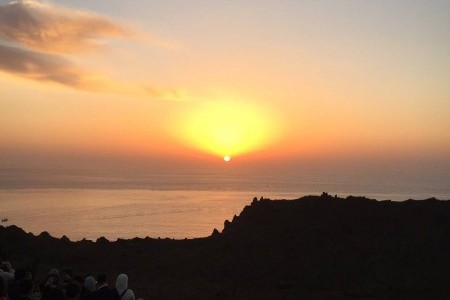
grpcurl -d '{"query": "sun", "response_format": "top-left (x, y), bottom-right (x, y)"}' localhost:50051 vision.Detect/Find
top-left (178, 97), bottom-right (277, 159)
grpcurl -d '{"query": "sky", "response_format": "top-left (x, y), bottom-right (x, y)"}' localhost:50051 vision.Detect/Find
top-left (1, 0), bottom-right (449, 176)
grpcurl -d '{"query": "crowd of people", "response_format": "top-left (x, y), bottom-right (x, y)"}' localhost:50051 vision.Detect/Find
top-left (0, 260), bottom-right (137, 300)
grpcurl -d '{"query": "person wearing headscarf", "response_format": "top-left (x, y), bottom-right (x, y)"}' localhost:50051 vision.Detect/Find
top-left (115, 275), bottom-right (134, 300)
top-left (79, 276), bottom-right (96, 300)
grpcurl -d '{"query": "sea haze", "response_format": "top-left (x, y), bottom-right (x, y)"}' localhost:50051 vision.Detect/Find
top-left (0, 168), bottom-right (449, 241)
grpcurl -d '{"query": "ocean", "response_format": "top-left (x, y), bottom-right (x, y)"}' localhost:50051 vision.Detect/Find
top-left (1, 168), bottom-right (449, 241)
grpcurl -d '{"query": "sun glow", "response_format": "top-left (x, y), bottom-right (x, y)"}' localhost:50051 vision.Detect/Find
top-left (178, 98), bottom-right (277, 158)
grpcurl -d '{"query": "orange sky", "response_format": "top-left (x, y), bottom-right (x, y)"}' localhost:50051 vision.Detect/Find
top-left (1, 0), bottom-right (449, 174)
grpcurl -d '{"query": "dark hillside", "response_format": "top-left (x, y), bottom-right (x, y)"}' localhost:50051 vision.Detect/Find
top-left (1, 194), bottom-right (450, 299)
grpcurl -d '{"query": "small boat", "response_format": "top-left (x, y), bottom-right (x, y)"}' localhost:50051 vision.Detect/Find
top-left (1, 218), bottom-right (8, 223)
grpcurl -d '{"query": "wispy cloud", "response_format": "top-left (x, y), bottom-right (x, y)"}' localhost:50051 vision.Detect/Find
top-left (0, 44), bottom-right (110, 90)
top-left (0, 0), bottom-right (129, 54)
top-left (0, 0), bottom-right (130, 90)
top-left (0, 43), bottom-right (187, 96)
top-left (0, 0), bottom-right (184, 98)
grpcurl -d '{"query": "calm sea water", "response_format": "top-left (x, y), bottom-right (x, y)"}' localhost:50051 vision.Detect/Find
top-left (1, 168), bottom-right (449, 241)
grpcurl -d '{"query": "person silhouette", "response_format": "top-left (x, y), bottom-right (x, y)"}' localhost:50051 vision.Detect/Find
top-left (115, 274), bottom-right (134, 300)
top-left (93, 275), bottom-right (118, 300)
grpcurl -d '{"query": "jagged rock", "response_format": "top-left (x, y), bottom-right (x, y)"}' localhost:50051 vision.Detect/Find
top-left (96, 236), bottom-right (109, 243)
top-left (38, 231), bottom-right (51, 239)
top-left (223, 219), bottom-right (231, 229)
top-left (60, 235), bottom-right (70, 243)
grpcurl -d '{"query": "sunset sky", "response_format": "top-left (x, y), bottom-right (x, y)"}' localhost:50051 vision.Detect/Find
top-left (1, 0), bottom-right (449, 175)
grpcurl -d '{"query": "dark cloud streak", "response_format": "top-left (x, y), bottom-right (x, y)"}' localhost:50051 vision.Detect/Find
top-left (0, 44), bottom-right (105, 90)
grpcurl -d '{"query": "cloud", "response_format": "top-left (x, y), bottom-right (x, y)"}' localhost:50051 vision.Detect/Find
top-left (0, 0), bottom-right (129, 90)
top-left (0, 43), bottom-right (186, 96)
top-left (0, 44), bottom-right (109, 90)
top-left (0, 0), bottom-right (129, 54)
top-left (145, 86), bottom-right (190, 102)
top-left (0, 0), bottom-right (184, 98)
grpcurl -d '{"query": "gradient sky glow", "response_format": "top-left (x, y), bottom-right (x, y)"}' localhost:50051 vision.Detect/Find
top-left (1, 0), bottom-right (449, 175)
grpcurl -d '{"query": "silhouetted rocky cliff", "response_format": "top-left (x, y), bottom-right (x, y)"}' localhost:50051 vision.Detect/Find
top-left (1, 194), bottom-right (450, 299)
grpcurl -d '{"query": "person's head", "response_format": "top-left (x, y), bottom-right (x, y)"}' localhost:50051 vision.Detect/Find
top-left (46, 269), bottom-right (60, 286)
top-left (65, 282), bottom-right (80, 300)
top-left (96, 274), bottom-right (107, 286)
top-left (115, 274), bottom-right (128, 293)
top-left (0, 261), bottom-right (12, 273)
top-left (19, 279), bottom-right (33, 296)
top-left (83, 276), bottom-right (96, 293)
